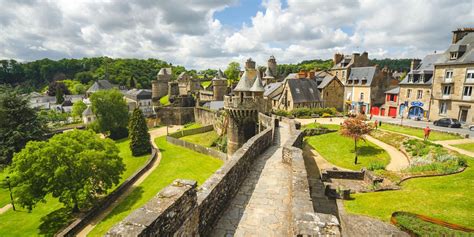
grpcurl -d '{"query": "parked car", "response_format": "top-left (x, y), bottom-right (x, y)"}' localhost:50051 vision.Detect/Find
top-left (469, 124), bottom-right (474, 131)
top-left (433, 118), bottom-right (462, 128)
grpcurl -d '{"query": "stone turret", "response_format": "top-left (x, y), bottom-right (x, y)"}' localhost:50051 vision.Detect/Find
top-left (212, 69), bottom-right (227, 101)
top-left (225, 65), bottom-right (270, 155)
top-left (152, 68), bottom-right (172, 101)
top-left (245, 58), bottom-right (256, 70)
top-left (263, 55), bottom-right (278, 85)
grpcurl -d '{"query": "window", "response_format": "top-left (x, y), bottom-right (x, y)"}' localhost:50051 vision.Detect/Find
top-left (439, 102), bottom-right (448, 114)
top-left (336, 71), bottom-right (339, 77)
top-left (445, 70), bottom-right (453, 80)
top-left (417, 90), bottom-right (423, 99)
top-left (342, 71), bottom-right (346, 78)
top-left (450, 52), bottom-right (458, 60)
top-left (360, 92), bottom-right (364, 100)
top-left (408, 74), bottom-right (413, 83)
top-left (389, 94), bottom-right (396, 102)
top-left (443, 85), bottom-right (452, 95)
top-left (407, 89), bottom-right (412, 98)
top-left (466, 69), bottom-right (474, 81)
top-left (463, 86), bottom-right (473, 96)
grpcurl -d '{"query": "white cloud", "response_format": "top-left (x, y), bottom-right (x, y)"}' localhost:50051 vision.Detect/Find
top-left (0, 0), bottom-right (472, 69)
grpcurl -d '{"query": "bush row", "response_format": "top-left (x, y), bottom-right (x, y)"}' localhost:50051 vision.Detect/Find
top-left (274, 107), bottom-right (339, 118)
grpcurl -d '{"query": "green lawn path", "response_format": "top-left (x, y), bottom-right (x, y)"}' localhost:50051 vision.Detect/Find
top-left (180, 130), bottom-right (219, 148)
top-left (0, 139), bottom-right (149, 237)
top-left (380, 123), bottom-right (462, 141)
top-left (452, 142), bottom-right (474, 153)
top-left (305, 126), bottom-right (390, 170)
top-left (88, 136), bottom-right (223, 236)
top-left (344, 159), bottom-right (474, 228)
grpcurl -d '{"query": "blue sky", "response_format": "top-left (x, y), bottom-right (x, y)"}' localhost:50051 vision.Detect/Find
top-left (0, 0), bottom-right (473, 69)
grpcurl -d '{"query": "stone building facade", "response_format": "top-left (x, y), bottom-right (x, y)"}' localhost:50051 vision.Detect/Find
top-left (317, 74), bottom-right (344, 111)
top-left (152, 68), bottom-right (172, 101)
top-left (198, 69), bottom-right (228, 102)
top-left (430, 29), bottom-right (474, 125)
top-left (330, 52), bottom-right (370, 84)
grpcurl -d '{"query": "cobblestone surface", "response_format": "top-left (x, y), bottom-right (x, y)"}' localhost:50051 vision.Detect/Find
top-left (211, 124), bottom-right (292, 237)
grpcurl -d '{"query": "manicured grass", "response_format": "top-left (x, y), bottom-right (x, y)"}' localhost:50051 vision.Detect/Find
top-left (0, 139), bottom-right (149, 237)
top-left (201, 81), bottom-right (212, 88)
top-left (88, 136), bottom-right (223, 236)
top-left (159, 95), bottom-right (170, 106)
top-left (344, 159), bottom-right (474, 228)
top-left (305, 128), bottom-right (390, 170)
top-left (303, 123), bottom-right (341, 131)
top-left (0, 169), bottom-right (11, 207)
top-left (181, 130), bottom-right (220, 148)
top-left (380, 123), bottom-right (462, 141)
top-left (393, 212), bottom-right (469, 236)
top-left (182, 122), bottom-right (203, 130)
top-left (452, 143), bottom-right (474, 153)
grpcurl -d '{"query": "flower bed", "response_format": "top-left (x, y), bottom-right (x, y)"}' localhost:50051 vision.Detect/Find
top-left (391, 212), bottom-right (473, 236)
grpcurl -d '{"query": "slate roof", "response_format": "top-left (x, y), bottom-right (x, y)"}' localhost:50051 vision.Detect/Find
top-left (287, 79), bottom-right (321, 103)
top-left (263, 82), bottom-right (283, 97)
top-left (213, 69), bottom-right (227, 80)
top-left (440, 32), bottom-right (474, 65)
top-left (263, 66), bottom-right (274, 78)
top-left (203, 101), bottom-right (224, 111)
top-left (399, 54), bottom-right (445, 85)
top-left (249, 70), bottom-right (265, 92)
top-left (82, 106), bottom-right (93, 116)
top-left (234, 70), bottom-right (255, 92)
top-left (317, 75), bottom-right (338, 89)
top-left (346, 66), bottom-right (377, 86)
top-left (385, 87), bottom-right (400, 94)
top-left (285, 73), bottom-right (298, 80)
top-left (157, 68), bottom-right (172, 76)
top-left (125, 89), bottom-right (152, 100)
top-left (87, 80), bottom-right (114, 93)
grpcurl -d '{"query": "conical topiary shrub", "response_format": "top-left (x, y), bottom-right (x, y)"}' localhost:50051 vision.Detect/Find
top-left (128, 108), bottom-right (151, 156)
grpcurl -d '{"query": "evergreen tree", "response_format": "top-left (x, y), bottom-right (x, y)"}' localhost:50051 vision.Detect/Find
top-left (56, 87), bottom-right (64, 104)
top-left (128, 108), bottom-right (151, 156)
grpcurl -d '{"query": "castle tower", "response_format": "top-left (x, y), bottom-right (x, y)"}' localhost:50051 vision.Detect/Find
top-left (263, 56), bottom-right (278, 85)
top-left (152, 68), bottom-right (172, 101)
top-left (212, 69), bottom-right (227, 101)
top-left (224, 65), bottom-right (268, 155)
top-left (168, 81), bottom-right (179, 97)
top-left (268, 55), bottom-right (277, 77)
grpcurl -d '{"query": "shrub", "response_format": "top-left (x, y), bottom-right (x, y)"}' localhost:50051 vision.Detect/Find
top-left (367, 162), bottom-right (386, 171)
top-left (394, 212), bottom-right (470, 236)
top-left (322, 113), bottom-right (332, 118)
top-left (288, 107), bottom-right (338, 118)
top-left (273, 109), bottom-right (289, 117)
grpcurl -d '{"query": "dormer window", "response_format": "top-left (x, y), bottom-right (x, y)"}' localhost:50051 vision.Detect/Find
top-left (408, 74), bottom-right (413, 83)
top-left (361, 79), bottom-right (367, 85)
top-left (450, 52), bottom-right (458, 60)
top-left (295, 88), bottom-right (301, 94)
top-left (309, 88), bottom-right (314, 93)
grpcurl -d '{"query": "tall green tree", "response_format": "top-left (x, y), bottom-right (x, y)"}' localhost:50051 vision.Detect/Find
top-left (55, 87), bottom-right (65, 104)
top-left (0, 86), bottom-right (48, 164)
top-left (9, 130), bottom-right (125, 212)
top-left (71, 100), bottom-right (87, 120)
top-left (90, 89), bottom-right (129, 139)
top-left (128, 108), bottom-right (151, 156)
top-left (224, 62), bottom-right (240, 84)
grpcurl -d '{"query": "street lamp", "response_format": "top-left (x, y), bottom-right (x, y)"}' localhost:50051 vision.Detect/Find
top-left (5, 176), bottom-right (15, 211)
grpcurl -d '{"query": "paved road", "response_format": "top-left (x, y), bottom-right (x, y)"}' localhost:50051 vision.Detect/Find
top-left (372, 115), bottom-right (474, 139)
top-left (211, 124), bottom-right (292, 237)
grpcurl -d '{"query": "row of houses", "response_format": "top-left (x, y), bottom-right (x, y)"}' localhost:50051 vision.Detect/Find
top-left (380, 28), bottom-right (474, 125)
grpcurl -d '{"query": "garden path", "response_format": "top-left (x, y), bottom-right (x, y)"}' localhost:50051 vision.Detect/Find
top-left (0, 204), bottom-right (11, 215)
top-left (77, 125), bottom-right (182, 237)
top-left (365, 135), bottom-right (410, 171)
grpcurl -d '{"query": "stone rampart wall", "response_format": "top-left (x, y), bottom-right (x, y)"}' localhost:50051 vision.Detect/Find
top-left (169, 124), bottom-right (214, 138)
top-left (166, 136), bottom-right (227, 161)
top-left (153, 107), bottom-right (195, 125)
top-left (194, 107), bottom-right (218, 126)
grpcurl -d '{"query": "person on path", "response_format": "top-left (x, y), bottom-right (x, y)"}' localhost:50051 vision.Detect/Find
top-left (379, 120), bottom-right (382, 127)
top-left (424, 126), bottom-right (431, 141)
top-left (370, 114), bottom-right (373, 120)
top-left (374, 120), bottom-right (378, 130)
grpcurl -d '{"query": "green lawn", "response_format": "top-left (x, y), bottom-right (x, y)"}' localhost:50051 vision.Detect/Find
top-left (344, 159), bottom-right (474, 228)
top-left (182, 122), bottom-right (203, 130)
top-left (452, 143), bottom-right (474, 153)
top-left (303, 123), bottom-right (341, 131)
top-left (201, 81), bottom-right (212, 88)
top-left (305, 129), bottom-right (390, 170)
top-left (159, 95), bottom-right (170, 106)
top-left (380, 123), bottom-right (462, 141)
top-left (180, 130), bottom-right (219, 148)
top-left (0, 169), bottom-right (10, 207)
top-left (88, 136), bottom-right (223, 236)
top-left (0, 139), bottom-right (149, 237)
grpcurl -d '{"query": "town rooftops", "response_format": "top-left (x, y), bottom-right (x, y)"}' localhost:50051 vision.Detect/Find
top-left (317, 75), bottom-right (339, 89)
top-left (400, 53), bottom-right (445, 85)
top-left (385, 87), bottom-right (400, 94)
top-left (263, 82), bottom-right (283, 97)
top-left (286, 78), bottom-right (321, 103)
top-left (82, 106), bottom-right (93, 116)
top-left (346, 66), bottom-right (377, 86)
top-left (87, 80), bottom-right (114, 93)
top-left (125, 89), bottom-right (152, 100)
top-left (440, 32), bottom-right (474, 65)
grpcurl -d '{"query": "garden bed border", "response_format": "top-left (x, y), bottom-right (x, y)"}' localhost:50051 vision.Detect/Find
top-left (391, 211), bottom-right (474, 234)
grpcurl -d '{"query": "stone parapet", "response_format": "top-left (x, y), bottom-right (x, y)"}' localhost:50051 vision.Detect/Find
top-left (224, 95), bottom-right (271, 113)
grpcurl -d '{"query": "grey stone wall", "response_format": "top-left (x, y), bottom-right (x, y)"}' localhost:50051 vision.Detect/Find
top-left (283, 120), bottom-right (341, 236)
top-left (106, 179), bottom-right (198, 237)
top-left (194, 107), bottom-right (217, 126)
top-left (57, 148), bottom-right (159, 237)
top-left (168, 125), bottom-right (214, 138)
top-left (153, 107), bottom-right (195, 125)
top-left (166, 136), bottom-right (227, 161)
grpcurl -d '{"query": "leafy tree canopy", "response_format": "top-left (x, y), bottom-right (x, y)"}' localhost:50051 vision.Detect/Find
top-left (9, 129), bottom-right (125, 212)
top-left (72, 100), bottom-right (87, 119)
top-left (0, 86), bottom-right (48, 164)
top-left (90, 89), bottom-right (129, 139)
top-left (225, 62), bottom-right (241, 83)
top-left (340, 116), bottom-right (373, 164)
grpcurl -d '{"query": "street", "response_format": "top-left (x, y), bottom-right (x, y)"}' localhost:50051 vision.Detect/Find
top-left (372, 116), bottom-right (474, 139)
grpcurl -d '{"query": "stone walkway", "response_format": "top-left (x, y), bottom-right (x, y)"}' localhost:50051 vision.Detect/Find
top-left (0, 204), bottom-right (11, 215)
top-left (77, 126), bottom-right (182, 236)
top-left (211, 124), bottom-right (292, 237)
top-left (365, 135), bottom-right (410, 171)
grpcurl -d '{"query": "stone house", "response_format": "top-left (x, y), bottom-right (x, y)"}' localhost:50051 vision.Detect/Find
top-left (344, 66), bottom-right (397, 115)
top-left (330, 52), bottom-right (370, 84)
top-left (397, 55), bottom-right (444, 120)
top-left (82, 106), bottom-right (95, 124)
top-left (28, 92), bottom-right (56, 109)
top-left (276, 73), bottom-right (322, 111)
top-left (86, 79), bottom-right (114, 97)
top-left (177, 72), bottom-right (202, 96)
top-left (263, 81), bottom-right (284, 110)
top-left (124, 89), bottom-right (153, 116)
top-left (317, 74), bottom-right (344, 111)
top-left (430, 28), bottom-right (474, 125)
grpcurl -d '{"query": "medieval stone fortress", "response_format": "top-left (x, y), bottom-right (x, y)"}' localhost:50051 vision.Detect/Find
top-left (1, 4), bottom-right (474, 233)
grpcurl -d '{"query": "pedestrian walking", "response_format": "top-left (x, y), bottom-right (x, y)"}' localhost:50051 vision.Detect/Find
top-left (374, 120), bottom-right (378, 130)
top-left (424, 126), bottom-right (431, 141)
top-left (370, 114), bottom-right (373, 120)
top-left (379, 120), bottom-right (382, 127)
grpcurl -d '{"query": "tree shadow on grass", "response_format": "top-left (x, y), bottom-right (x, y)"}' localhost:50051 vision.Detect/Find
top-left (96, 186), bottom-right (144, 224)
top-left (357, 145), bottom-right (384, 156)
top-left (39, 207), bottom-right (74, 236)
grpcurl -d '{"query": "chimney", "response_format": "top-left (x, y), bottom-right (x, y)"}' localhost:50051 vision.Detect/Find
top-left (410, 59), bottom-right (421, 71)
top-left (298, 71), bottom-right (307, 79)
top-left (452, 28), bottom-right (474, 44)
top-left (245, 58), bottom-right (256, 69)
top-left (308, 70), bottom-right (315, 79)
top-left (333, 53), bottom-right (343, 65)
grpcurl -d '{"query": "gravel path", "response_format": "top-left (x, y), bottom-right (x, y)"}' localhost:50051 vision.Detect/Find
top-left (365, 135), bottom-right (410, 171)
top-left (0, 204), bottom-right (11, 215)
top-left (77, 125), bottom-right (182, 237)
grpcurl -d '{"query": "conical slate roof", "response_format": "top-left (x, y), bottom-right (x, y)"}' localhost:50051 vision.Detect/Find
top-left (213, 69), bottom-right (227, 80)
top-left (157, 68), bottom-right (172, 76)
top-left (233, 70), bottom-right (255, 92)
top-left (263, 67), bottom-right (274, 78)
top-left (250, 69), bottom-right (265, 92)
